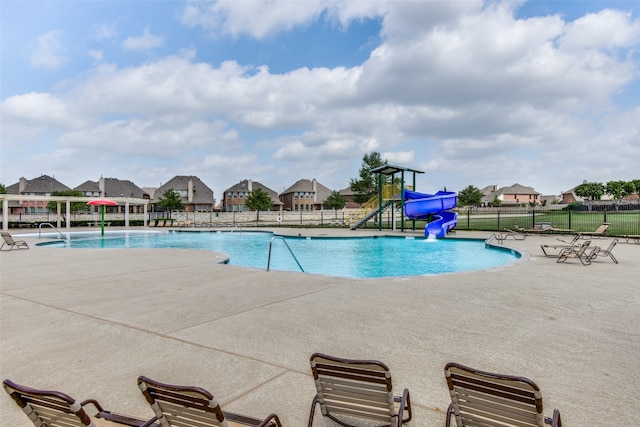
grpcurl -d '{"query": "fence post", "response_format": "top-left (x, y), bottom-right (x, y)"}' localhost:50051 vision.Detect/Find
top-left (467, 208), bottom-right (470, 229)
top-left (604, 208), bottom-right (607, 224)
top-left (497, 210), bottom-right (500, 232)
top-left (531, 206), bottom-right (536, 228)
top-left (568, 209), bottom-right (572, 230)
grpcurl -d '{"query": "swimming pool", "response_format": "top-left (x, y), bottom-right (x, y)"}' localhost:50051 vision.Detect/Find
top-left (38, 230), bottom-right (519, 278)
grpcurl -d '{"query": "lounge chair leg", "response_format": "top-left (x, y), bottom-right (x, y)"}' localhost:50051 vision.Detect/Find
top-left (307, 395), bottom-right (319, 427)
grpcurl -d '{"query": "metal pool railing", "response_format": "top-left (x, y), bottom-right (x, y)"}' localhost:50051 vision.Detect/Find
top-left (267, 236), bottom-right (304, 272)
top-left (38, 223), bottom-right (69, 241)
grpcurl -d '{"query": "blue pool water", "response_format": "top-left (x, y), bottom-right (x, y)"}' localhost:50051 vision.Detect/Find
top-left (38, 230), bottom-right (519, 278)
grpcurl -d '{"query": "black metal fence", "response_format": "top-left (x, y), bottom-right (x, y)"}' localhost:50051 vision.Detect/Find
top-left (453, 205), bottom-right (640, 236)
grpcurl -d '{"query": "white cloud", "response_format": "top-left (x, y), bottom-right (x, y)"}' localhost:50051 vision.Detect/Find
top-left (2, 1), bottom-right (639, 196)
top-left (26, 30), bottom-right (67, 70)
top-left (91, 22), bottom-right (119, 40)
top-left (123, 28), bottom-right (165, 50)
top-left (559, 9), bottom-right (640, 51)
top-left (181, 0), bottom-right (325, 38)
top-left (88, 49), bottom-right (104, 61)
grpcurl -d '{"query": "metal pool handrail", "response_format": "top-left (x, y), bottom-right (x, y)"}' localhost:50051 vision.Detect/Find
top-left (267, 236), bottom-right (304, 272)
top-left (38, 223), bottom-right (68, 241)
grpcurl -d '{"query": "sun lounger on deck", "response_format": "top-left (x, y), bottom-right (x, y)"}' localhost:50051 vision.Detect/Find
top-left (138, 375), bottom-right (282, 427)
top-left (541, 235), bottom-right (580, 257)
top-left (622, 234), bottom-right (640, 244)
top-left (444, 362), bottom-right (562, 427)
top-left (592, 238), bottom-right (619, 263)
top-left (500, 228), bottom-right (527, 241)
top-left (3, 378), bottom-right (157, 427)
top-left (512, 223), bottom-right (552, 234)
top-left (308, 352), bottom-right (412, 427)
top-left (557, 240), bottom-right (598, 265)
top-left (576, 223), bottom-right (610, 239)
top-left (1, 232), bottom-right (29, 251)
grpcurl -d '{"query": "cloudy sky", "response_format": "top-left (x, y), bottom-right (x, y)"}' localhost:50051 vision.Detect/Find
top-left (1, 0), bottom-right (639, 200)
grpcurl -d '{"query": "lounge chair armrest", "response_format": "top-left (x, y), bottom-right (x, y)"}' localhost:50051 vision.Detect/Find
top-left (393, 388), bottom-right (412, 425)
top-left (80, 398), bottom-right (105, 413)
top-left (257, 413), bottom-right (283, 427)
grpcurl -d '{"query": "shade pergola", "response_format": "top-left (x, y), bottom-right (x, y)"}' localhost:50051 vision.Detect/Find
top-left (370, 164), bottom-right (425, 231)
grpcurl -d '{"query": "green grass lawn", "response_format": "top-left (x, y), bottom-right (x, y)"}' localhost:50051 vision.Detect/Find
top-left (453, 210), bottom-right (640, 235)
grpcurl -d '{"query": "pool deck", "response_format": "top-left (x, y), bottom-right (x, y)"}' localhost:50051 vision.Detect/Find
top-left (1, 227), bottom-right (639, 426)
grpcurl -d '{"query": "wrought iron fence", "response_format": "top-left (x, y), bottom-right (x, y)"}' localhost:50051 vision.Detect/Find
top-left (453, 205), bottom-right (640, 236)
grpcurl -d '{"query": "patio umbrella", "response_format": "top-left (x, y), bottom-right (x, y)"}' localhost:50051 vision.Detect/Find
top-left (87, 199), bottom-right (118, 236)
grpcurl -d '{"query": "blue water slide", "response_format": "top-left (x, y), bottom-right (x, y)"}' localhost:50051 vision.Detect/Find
top-left (403, 190), bottom-right (458, 237)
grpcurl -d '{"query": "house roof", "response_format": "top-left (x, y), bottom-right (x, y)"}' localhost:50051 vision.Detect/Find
top-left (155, 176), bottom-right (214, 204)
top-left (282, 178), bottom-right (333, 203)
top-left (339, 186), bottom-right (356, 196)
top-left (6, 175), bottom-right (70, 194)
top-left (498, 183), bottom-right (540, 195)
top-left (102, 178), bottom-right (149, 199)
top-left (74, 180), bottom-right (101, 192)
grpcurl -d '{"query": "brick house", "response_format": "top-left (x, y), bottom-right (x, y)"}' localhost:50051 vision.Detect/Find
top-left (154, 176), bottom-right (215, 212)
top-left (339, 186), bottom-right (362, 209)
top-left (75, 177), bottom-right (150, 213)
top-left (481, 183), bottom-right (541, 206)
top-left (280, 178), bottom-right (332, 211)
top-left (5, 175), bottom-right (70, 214)
top-left (223, 179), bottom-right (282, 212)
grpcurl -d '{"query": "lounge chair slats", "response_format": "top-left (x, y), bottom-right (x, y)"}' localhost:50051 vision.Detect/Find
top-left (138, 376), bottom-right (282, 427)
top-left (444, 363), bottom-right (561, 427)
top-left (556, 241), bottom-right (598, 265)
top-left (308, 352), bottom-right (412, 427)
top-left (3, 379), bottom-right (157, 427)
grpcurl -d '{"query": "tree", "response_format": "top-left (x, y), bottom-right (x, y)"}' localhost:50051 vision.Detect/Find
top-left (0, 183), bottom-right (6, 194)
top-left (490, 196), bottom-right (502, 207)
top-left (575, 182), bottom-right (605, 201)
top-left (605, 180), bottom-right (626, 201)
top-left (245, 188), bottom-right (273, 223)
top-left (350, 152), bottom-right (388, 204)
top-left (156, 189), bottom-right (185, 215)
top-left (46, 190), bottom-right (87, 214)
top-left (458, 185), bottom-right (484, 207)
top-left (323, 190), bottom-right (347, 215)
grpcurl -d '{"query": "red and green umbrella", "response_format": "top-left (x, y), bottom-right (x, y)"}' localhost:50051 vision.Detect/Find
top-left (87, 199), bottom-right (118, 236)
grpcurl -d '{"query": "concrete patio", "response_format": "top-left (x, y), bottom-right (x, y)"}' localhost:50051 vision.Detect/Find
top-left (1, 228), bottom-right (638, 426)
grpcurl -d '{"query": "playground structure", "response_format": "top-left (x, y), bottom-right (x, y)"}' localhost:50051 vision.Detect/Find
top-left (350, 164), bottom-right (457, 238)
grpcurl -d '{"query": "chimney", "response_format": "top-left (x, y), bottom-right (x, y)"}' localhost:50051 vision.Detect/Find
top-left (248, 179), bottom-right (253, 192)
top-left (312, 179), bottom-right (317, 202)
top-left (188, 178), bottom-right (194, 203)
top-left (19, 177), bottom-right (27, 194)
top-left (99, 177), bottom-right (105, 197)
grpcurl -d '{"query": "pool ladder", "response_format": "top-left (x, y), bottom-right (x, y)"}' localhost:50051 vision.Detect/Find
top-left (267, 236), bottom-right (304, 272)
top-left (38, 223), bottom-right (69, 241)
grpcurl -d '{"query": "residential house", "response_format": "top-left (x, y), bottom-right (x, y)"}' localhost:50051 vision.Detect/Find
top-left (561, 181), bottom-right (613, 205)
top-left (5, 175), bottom-right (70, 215)
top-left (339, 186), bottom-right (362, 209)
top-left (74, 177), bottom-right (150, 214)
top-left (154, 176), bottom-right (215, 212)
top-left (481, 183), bottom-right (541, 206)
top-left (223, 179), bottom-right (282, 212)
top-left (280, 178), bottom-right (332, 211)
